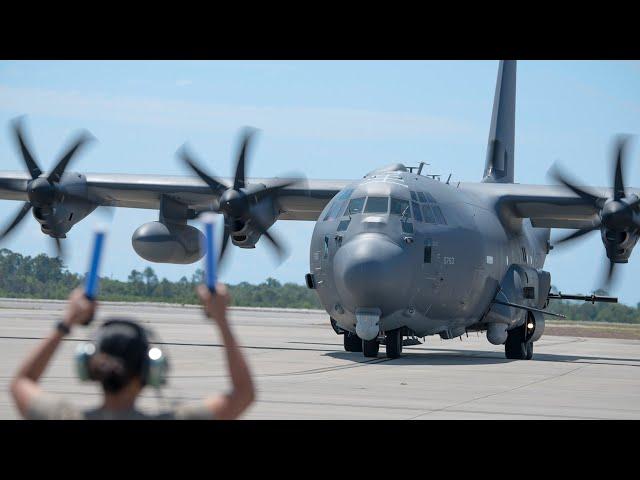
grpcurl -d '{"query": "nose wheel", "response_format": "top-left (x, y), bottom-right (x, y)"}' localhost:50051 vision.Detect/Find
top-left (362, 338), bottom-right (380, 357)
top-left (343, 332), bottom-right (363, 352)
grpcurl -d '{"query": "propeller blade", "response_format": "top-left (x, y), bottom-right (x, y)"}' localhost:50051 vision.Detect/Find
top-left (52, 236), bottom-right (64, 259)
top-left (553, 225), bottom-right (599, 246)
top-left (612, 135), bottom-right (631, 202)
top-left (0, 202), bottom-right (32, 240)
top-left (219, 223), bottom-right (231, 262)
top-left (599, 257), bottom-right (617, 291)
top-left (178, 146), bottom-right (228, 197)
top-left (607, 259), bottom-right (616, 282)
top-left (549, 166), bottom-right (602, 207)
top-left (250, 215), bottom-right (288, 263)
top-left (94, 205), bottom-right (116, 221)
top-left (11, 118), bottom-right (42, 179)
top-left (248, 179), bottom-right (297, 204)
top-left (48, 131), bottom-right (95, 184)
top-left (233, 128), bottom-right (257, 191)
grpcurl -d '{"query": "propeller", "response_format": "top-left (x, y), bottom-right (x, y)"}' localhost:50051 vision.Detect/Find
top-left (0, 117), bottom-right (94, 257)
top-left (550, 135), bottom-right (639, 287)
top-left (178, 128), bottom-right (296, 264)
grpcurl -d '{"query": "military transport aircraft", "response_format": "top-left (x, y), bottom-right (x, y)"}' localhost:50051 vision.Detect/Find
top-left (0, 61), bottom-right (635, 360)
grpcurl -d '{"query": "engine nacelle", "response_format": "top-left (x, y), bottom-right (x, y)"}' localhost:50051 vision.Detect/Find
top-left (132, 222), bottom-right (204, 264)
top-left (230, 193), bottom-right (279, 249)
top-left (601, 228), bottom-right (639, 264)
top-left (32, 172), bottom-right (96, 237)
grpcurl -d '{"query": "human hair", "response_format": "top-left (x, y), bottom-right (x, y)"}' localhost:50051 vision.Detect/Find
top-left (88, 352), bottom-right (131, 393)
top-left (89, 318), bottom-right (149, 394)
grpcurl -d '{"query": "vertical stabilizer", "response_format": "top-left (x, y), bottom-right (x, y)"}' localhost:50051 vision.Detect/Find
top-left (483, 60), bottom-right (517, 183)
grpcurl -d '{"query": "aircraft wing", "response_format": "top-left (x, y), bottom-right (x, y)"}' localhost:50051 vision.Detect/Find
top-left (0, 170), bottom-right (350, 222)
top-left (461, 183), bottom-right (640, 230)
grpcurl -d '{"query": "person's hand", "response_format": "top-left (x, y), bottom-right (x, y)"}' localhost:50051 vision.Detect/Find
top-left (197, 283), bottom-right (230, 325)
top-left (63, 288), bottom-right (96, 327)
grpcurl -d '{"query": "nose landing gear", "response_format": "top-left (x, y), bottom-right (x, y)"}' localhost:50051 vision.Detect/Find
top-left (362, 338), bottom-right (380, 357)
top-left (343, 332), bottom-right (363, 352)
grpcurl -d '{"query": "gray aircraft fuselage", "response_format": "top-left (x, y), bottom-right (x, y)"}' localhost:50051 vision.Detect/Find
top-left (310, 165), bottom-right (550, 341)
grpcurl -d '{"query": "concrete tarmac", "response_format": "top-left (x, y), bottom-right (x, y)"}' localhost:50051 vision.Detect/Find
top-left (1, 298), bottom-right (639, 419)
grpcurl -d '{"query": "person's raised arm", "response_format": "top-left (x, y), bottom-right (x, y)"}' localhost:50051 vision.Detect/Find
top-left (197, 284), bottom-right (255, 420)
top-left (10, 288), bottom-right (96, 418)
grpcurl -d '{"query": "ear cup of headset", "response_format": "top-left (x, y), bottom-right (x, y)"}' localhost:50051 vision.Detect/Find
top-left (75, 342), bottom-right (97, 381)
top-left (74, 321), bottom-right (169, 387)
top-left (146, 347), bottom-right (169, 388)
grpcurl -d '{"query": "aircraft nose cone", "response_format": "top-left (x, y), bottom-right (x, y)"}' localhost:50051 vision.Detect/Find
top-left (333, 233), bottom-right (412, 313)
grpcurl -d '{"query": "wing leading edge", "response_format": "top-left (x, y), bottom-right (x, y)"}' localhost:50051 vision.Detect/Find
top-left (0, 170), bottom-right (350, 222)
top-left (5, 170), bottom-right (637, 228)
top-left (461, 182), bottom-right (639, 230)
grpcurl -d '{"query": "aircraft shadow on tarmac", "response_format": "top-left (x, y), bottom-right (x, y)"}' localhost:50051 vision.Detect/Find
top-left (322, 348), bottom-right (640, 367)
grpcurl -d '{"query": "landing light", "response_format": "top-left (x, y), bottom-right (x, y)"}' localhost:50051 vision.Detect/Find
top-left (527, 322), bottom-right (534, 330)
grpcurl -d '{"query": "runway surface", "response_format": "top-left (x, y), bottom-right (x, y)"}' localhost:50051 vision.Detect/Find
top-left (1, 298), bottom-right (639, 419)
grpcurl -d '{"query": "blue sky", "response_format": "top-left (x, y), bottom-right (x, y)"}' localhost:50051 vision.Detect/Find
top-left (1, 61), bottom-right (639, 304)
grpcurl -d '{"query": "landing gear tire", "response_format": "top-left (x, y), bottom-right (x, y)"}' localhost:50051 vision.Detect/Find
top-left (344, 332), bottom-right (363, 352)
top-left (525, 340), bottom-right (534, 360)
top-left (385, 328), bottom-right (403, 359)
top-left (505, 326), bottom-right (533, 360)
top-left (362, 338), bottom-right (380, 358)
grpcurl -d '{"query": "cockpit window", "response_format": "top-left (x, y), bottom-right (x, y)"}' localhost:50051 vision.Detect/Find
top-left (390, 198), bottom-right (410, 217)
top-left (323, 188), bottom-right (355, 221)
top-left (335, 187), bottom-right (354, 201)
top-left (432, 205), bottom-right (447, 225)
top-left (410, 191), bottom-right (418, 202)
top-left (424, 192), bottom-right (437, 203)
top-left (411, 201), bottom-right (423, 222)
top-left (402, 222), bottom-right (414, 234)
top-left (364, 196), bottom-right (389, 214)
top-left (346, 197), bottom-right (366, 215)
top-left (422, 204), bottom-right (437, 224)
top-left (323, 200), bottom-right (346, 221)
top-left (417, 191), bottom-right (427, 203)
top-left (337, 219), bottom-right (351, 231)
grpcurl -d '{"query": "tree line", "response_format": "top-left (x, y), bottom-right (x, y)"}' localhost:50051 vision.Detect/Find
top-left (0, 247), bottom-right (638, 322)
top-left (0, 248), bottom-right (321, 309)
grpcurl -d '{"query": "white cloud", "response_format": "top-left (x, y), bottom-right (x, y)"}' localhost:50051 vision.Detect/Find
top-left (0, 84), bottom-right (475, 141)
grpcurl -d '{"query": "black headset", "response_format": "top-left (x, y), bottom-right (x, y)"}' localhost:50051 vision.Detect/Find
top-left (75, 319), bottom-right (169, 388)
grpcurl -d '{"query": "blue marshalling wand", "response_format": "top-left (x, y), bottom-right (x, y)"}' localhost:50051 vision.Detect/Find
top-left (84, 225), bottom-right (107, 304)
top-left (201, 213), bottom-right (218, 294)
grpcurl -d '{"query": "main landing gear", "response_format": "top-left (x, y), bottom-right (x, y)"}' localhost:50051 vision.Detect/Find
top-left (384, 328), bottom-right (403, 359)
top-left (504, 324), bottom-right (533, 360)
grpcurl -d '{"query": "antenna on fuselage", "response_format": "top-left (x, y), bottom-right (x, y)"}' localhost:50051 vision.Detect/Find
top-left (417, 162), bottom-right (427, 176)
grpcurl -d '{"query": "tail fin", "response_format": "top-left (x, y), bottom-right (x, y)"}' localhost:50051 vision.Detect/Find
top-left (482, 60), bottom-right (517, 183)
